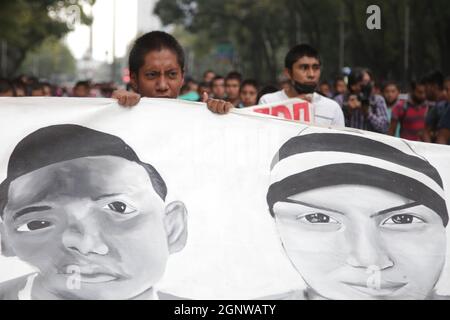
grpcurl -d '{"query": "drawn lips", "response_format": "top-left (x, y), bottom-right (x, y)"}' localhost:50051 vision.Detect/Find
top-left (342, 281), bottom-right (407, 296)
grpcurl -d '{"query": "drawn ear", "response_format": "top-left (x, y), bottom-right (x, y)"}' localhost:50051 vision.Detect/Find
top-left (0, 222), bottom-right (15, 257)
top-left (163, 201), bottom-right (187, 254)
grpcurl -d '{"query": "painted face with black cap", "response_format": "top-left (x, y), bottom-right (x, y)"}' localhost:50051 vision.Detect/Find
top-left (268, 133), bottom-right (448, 300)
top-left (273, 184), bottom-right (446, 300)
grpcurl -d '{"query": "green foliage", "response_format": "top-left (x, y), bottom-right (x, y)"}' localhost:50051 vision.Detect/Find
top-left (154, 0), bottom-right (450, 85)
top-left (0, 0), bottom-right (95, 76)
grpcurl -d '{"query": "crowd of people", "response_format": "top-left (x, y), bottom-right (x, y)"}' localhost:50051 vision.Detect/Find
top-left (1, 30), bottom-right (450, 145)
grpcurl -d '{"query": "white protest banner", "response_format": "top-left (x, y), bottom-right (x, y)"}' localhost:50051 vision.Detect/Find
top-left (0, 97), bottom-right (449, 300)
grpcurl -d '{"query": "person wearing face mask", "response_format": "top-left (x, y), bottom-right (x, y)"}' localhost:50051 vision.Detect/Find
top-left (335, 68), bottom-right (389, 133)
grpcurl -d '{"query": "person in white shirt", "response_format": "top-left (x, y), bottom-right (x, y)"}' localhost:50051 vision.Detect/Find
top-left (257, 44), bottom-right (345, 128)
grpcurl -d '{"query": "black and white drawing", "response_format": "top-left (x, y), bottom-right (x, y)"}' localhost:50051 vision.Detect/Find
top-left (0, 124), bottom-right (187, 300)
top-left (266, 132), bottom-right (449, 300)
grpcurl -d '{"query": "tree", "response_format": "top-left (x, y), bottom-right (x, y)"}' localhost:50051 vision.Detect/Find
top-left (0, 0), bottom-right (95, 76)
top-left (153, 0), bottom-right (450, 86)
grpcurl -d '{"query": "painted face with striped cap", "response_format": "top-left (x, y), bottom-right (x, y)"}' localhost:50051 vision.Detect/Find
top-left (267, 132), bottom-right (448, 300)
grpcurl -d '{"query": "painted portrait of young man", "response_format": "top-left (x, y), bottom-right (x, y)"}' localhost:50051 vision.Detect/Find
top-left (266, 132), bottom-right (449, 300)
top-left (0, 124), bottom-right (187, 300)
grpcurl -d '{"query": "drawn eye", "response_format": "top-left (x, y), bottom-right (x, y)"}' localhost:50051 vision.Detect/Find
top-left (297, 213), bottom-right (340, 224)
top-left (103, 201), bottom-right (136, 215)
top-left (382, 214), bottom-right (425, 225)
top-left (17, 220), bottom-right (53, 232)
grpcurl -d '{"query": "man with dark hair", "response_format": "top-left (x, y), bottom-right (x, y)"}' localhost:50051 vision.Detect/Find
top-left (333, 77), bottom-right (347, 97)
top-left (238, 79), bottom-right (258, 108)
top-left (225, 71), bottom-right (242, 108)
top-left (388, 80), bottom-right (427, 141)
top-left (257, 85), bottom-right (279, 103)
top-left (336, 68), bottom-right (389, 133)
top-left (0, 79), bottom-right (14, 97)
top-left (436, 78), bottom-right (450, 144)
top-left (423, 71), bottom-right (448, 143)
top-left (112, 31), bottom-right (232, 113)
top-left (197, 81), bottom-right (211, 98)
top-left (211, 75), bottom-right (226, 100)
top-left (437, 108), bottom-right (450, 145)
top-left (256, 44), bottom-right (344, 127)
top-left (0, 124), bottom-right (187, 300)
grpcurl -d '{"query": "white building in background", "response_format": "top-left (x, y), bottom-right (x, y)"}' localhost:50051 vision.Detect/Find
top-left (137, 0), bottom-right (162, 34)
